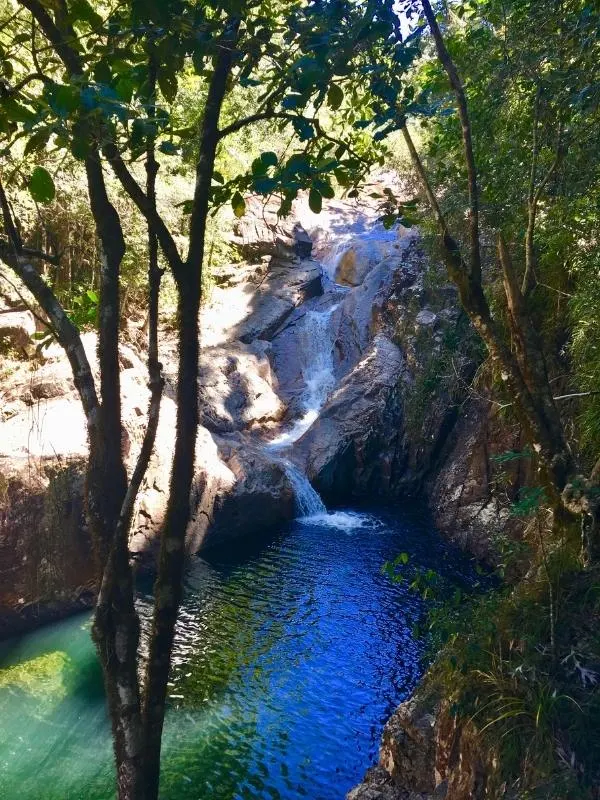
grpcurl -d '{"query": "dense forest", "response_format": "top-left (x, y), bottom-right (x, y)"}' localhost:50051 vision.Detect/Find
top-left (0, 0), bottom-right (599, 799)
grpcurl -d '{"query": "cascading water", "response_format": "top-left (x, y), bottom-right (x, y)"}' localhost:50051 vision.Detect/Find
top-left (282, 460), bottom-right (327, 517)
top-left (267, 302), bottom-right (339, 517)
top-left (268, 302), bottom-right (339, 450)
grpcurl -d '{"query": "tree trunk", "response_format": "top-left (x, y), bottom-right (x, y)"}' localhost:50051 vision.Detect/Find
top-left (140, 20), bottom-right (240, 799)
top-left (414, 2), bottom-right (575, 503)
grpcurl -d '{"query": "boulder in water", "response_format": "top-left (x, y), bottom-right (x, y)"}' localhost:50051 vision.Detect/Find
top-left (201, 440), bottom-right (295, 549)
top-left (296, 335), bottom-right (406, 502)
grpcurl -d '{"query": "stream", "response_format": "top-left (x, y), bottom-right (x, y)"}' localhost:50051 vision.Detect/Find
top-left (0, 212), bottom-right (472, 799)
top-left (0, 506), bottom-right (475, 800)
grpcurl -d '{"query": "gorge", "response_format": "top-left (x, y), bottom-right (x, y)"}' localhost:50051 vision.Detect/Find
top-left (1, 185), bottom-right (489, 799)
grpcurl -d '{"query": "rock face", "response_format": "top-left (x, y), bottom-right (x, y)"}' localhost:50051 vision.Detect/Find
top-left (296, 335), bottom-right (406, 501)
top-left (428, 398), bottom-right (530, 564)
top-left (232, 195), bottom-right (314, 262)
top-left (198, 341), bottom-right (285, 433)
top-left (201, 441), bottom-right (295, 550)
top-left (347, 693), bottom-right (490, 800)
top-left (0, 458), bottom-right (95, 638)
top-left (0, 309), bottom-right (36, 353)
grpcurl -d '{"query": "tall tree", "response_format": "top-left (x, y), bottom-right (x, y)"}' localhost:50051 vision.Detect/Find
top-left (0, 0), bottom-right (407, 796)
top-left (372, 0), bottom-right (600, 553)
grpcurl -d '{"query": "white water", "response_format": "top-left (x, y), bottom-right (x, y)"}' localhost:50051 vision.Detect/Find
top-left (268, 303), bottom-right (339, 449)
top-left (321, 221), bottom-right (409, 283)
top-left (282, 461), bottom-right (327, 517)
top-left (267, 219), bottom-right (411, 518)
top-left (296, 511), bottom-right (385, 531)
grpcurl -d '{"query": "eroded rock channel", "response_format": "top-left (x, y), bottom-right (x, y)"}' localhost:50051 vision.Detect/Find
top-left (1, 184), bottom-right (486, 798)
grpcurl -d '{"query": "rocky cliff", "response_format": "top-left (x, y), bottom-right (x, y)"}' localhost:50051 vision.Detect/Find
top-left (0, 180), bottom-right (493, 643)
top-left (348, 692), bottom-right (492, 800)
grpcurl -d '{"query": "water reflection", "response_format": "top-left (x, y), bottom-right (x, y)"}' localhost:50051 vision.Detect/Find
top-left (0, 506), bottom-right (476, 800)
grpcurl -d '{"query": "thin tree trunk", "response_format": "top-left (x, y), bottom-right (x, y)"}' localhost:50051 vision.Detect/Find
top-left (141, 20), bottom-right (241, 799)
top-left (400, 124), bottom-right (573, 500)
top-left (84, 153), bottom-right (128, 565)
top-left (420, 0), bottom-right (482, 282)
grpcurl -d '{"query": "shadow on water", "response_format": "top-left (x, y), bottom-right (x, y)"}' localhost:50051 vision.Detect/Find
top-left (0, 503), bottom-right (480, 800)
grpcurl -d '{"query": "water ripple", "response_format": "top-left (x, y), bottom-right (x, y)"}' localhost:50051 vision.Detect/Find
top-left (0, 505), bottom-right (477, 800)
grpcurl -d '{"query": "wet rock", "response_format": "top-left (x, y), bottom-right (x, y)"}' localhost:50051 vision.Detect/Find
top-left (270, 294), bottom-right (344, 416)
top-left (296, 335), bottom-right (406, 502)
top-left (336, 254), bottom-right (410, 373)
top-left (201, 439), bottom-right (295, 550)
top-left (334, 242), bottom-right (376, 285)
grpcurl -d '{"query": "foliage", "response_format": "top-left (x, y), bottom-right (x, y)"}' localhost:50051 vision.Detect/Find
top-left (425, 556), bottom-right (600, 798)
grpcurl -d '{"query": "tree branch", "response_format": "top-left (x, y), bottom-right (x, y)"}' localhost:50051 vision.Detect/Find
top-left (522, 116), bottom-right (564, 296)
top-left (217, 110), bottom-right (296, 140)
top-left (0, 175), bottom-right (99, 420)
top-left (104, 147), bottom-right (184, 275)
top-left (420, 0), bottom-right (482, 282)
top-left (18, 0), bottom-right (82, 75)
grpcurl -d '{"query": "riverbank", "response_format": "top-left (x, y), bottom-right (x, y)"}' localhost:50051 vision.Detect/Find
top-left (1, 179), bottom-right (480, 638)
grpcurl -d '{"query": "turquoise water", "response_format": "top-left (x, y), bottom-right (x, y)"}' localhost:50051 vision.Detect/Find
top-left (0, 506), bottom-right (475, 799)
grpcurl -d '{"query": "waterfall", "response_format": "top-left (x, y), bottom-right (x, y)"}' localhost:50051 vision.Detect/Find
top-left (301, 305), bottom-right (338, 412)
top-left (282, 461), bottom-right (327, 517)
top-left (269, 302), bottom-right (339, 449)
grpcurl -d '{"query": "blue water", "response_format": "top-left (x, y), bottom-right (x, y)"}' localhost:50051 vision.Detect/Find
top-left (0, 506), bottom-right (475, 799)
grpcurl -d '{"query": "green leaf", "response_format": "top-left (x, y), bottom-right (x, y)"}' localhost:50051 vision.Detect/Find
top-left (115, 77), bottom-right (134, 103)
top-left (308, 188), bottom-right (322, 214)
top-left (231, 191), bottom-right (246, 218)
top-left (158, 72), bottom-right (178, 102)
top-left (24, 129), bottom-right (51, 157)
top-left (315, 179), bottom-right (335, 199)
top-left (28, 167), bottom-right (55, 204)
top-left (45, 83), bottom-right (80, 116)
top-left (251, 156), bottom-right (268, 176)
top-left (71, 134), bottom-right (91, 161)
top-left (158, 141), bottom-right (178, 155)
top-left (212, 172), bottom-right (225, 184)
top-left (86, 290), bottom-right (99, 304)
top-left (2, 97), bottom-right (35, 124)
top-left (260, 151), bottom-right (278, 168)
top-left (93, 59), bottom-right (112, 84)
top-left (254, 176), bottom-right (277, 194)
top-left (70, 0), bottom-right (103, 27)
top-left (327, 83), bottom-right (344, 110)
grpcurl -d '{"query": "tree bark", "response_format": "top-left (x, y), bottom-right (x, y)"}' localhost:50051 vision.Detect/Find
top-left (84, 153), bottom-right (128, 566)
top-left (140, 20), bottom-right (241, 799)
top-left (420, 0), bottom-right (482, 282)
